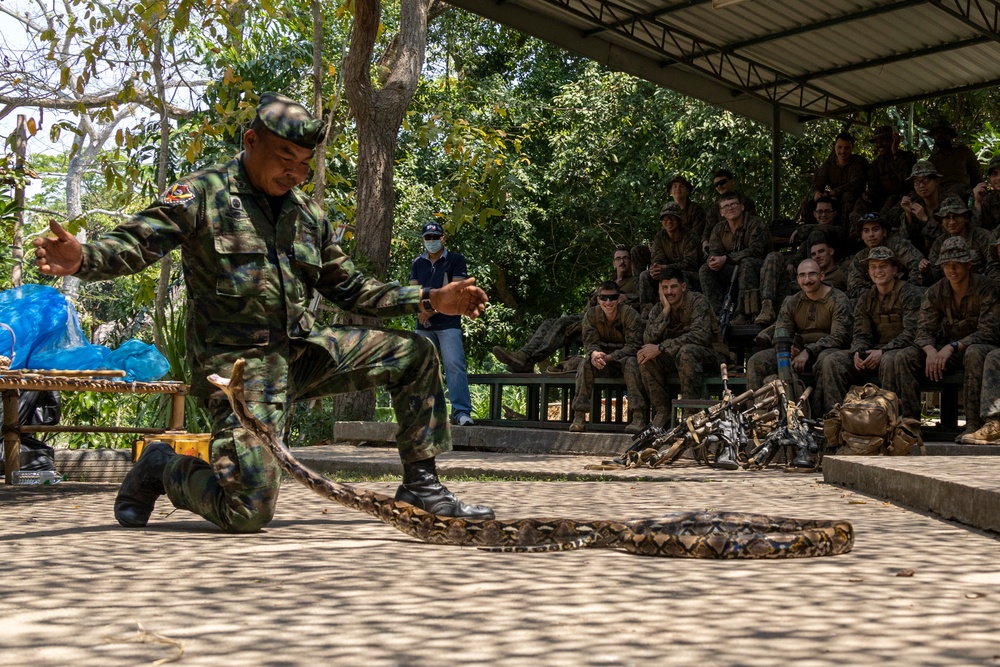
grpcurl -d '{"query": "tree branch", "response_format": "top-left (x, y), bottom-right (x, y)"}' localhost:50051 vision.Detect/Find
top-left (0, 89), bottom-right (204, 119)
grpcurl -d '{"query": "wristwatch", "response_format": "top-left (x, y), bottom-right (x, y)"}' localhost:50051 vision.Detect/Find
top-left (950, 341), bottom-right (960, 352)
top-left (421, 287), bottom-right (435, 313)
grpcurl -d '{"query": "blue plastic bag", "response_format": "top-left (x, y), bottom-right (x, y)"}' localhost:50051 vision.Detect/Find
top-left (0, 284), bottom-right (169, 382)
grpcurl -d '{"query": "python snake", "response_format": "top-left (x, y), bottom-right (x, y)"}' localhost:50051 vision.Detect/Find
top-left (207, 359), bottom-right (854, 558)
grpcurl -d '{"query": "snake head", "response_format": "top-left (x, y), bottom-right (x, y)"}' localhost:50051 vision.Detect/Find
top-left (207, 358), bottom-right (248, 409)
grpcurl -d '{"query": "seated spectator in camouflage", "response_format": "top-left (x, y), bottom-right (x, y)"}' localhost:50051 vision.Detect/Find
top-left (972, 155), bottom-right (1000, 232)
top-left (919, 196), bottom-right (992, 284)
top-left (492, 247), bottom-right (638, 373)
top-left (927, 119), bottom-right (981, 199)
top-left (667, 174), bottom-right (708, 242)
top-left (569, 281), bottom-right (646, 434)
top-left (789, 196), bottom-right (848, 253)
top-left (638, 201), bottom-right (701, 316)
top-left (814, 247), bottom-right (922, 415)
top-left (810, 237), bottom-right (848, 293)
top-left (847, 214), bottom-right (925, 299)
top-left (891, 236), bottom-right (1000, 442)
top-left (802, 132), bottom-right (868, 225)
top-left (704, 169), bottom-right (758, 254)
top-left (699, 191), bottom-right (771, 322)
top-left (855, 125), bottom-right (917, 219)
top-left (637, 269), bottom-right (728, 429)
top-left (755, 221), bottom-right (843, 326)
top-left (746, 259), bottom-right (852, 415)
top-left (892, 160), bottom-right (946, 255)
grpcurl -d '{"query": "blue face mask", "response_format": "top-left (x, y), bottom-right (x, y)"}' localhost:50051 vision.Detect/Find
top-left (423, 239), bottom-right (443, 253)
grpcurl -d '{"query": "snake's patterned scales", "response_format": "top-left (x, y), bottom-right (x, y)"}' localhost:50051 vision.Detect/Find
top-left (208, 361), bottom-right (854, 558)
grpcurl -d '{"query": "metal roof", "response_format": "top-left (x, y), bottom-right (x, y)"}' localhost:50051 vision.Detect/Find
top-left (446, 0), bottom-right (1000, 132)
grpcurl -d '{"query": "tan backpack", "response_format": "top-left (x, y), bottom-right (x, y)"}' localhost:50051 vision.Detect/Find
top-left (824, 384), bottom-right (924, 456)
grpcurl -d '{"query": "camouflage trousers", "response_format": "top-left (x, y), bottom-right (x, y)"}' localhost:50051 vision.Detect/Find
top-left (976, 348), bottom-right (1000, 419)
top-left (698, 257), bottom-right (764, 317)
top-left (746, 347), bottom-right (840, 416)
top-left (758, 251), bottom-right (797, 303)
top-left (639, 345), bottom-right (721, 414)
top-left (890, 344), bottom-right (995, 425)
top-left (571, 355), bottom-right (646, 416)
top-left (520, 314), bottom-right (583, 365)
top-left (812, 349), bottom-right (909, 416)
top-left (163, 327), bottom-right (450, 533)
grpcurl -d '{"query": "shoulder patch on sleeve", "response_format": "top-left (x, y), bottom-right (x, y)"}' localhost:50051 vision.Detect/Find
top-left (163, 183), bottom-right (195, 205)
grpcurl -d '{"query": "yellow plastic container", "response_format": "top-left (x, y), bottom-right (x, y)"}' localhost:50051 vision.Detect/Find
top-left (134, 432), bottom-right (212, 462)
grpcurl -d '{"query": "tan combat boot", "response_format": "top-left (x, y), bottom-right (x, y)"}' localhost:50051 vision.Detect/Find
top-left (625, 412), bottom-right (646, 434)
top-left (569, 411), bottom-right (587, 432)
top-left (754, 299), bottom-right (776, 326)
top-left (492, 346), bottom-right (532, 373)
top-left (958, 419), bottom-right (1000, 445)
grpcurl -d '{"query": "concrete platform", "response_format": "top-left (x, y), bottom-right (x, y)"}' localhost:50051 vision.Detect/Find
top-left (3, 465), bottom-right (999, 665)
top-left (334, 421), bottom-right (1000, 457)
top-left (824, 455), bottom-right (1000, 534)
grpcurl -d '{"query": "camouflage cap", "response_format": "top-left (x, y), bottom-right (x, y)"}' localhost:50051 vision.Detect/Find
top-left (935, 236), bottom-right (976, 266)
top-left (855, 212), bottom-right (891, 234)
top-left (934, 195), bottom-right (972, 219)
top-left (659, 201), bottom-right (683, 219)
top-left (873, 125), bottom-right (894, 140)
top-left (860, 245), bottom-right (904, 271)
top-left (255, 92), bottom-right (326, 149)
top-left (667, 174), bottom-right (693, 192)
top-left (988, 155), bottom-right (1000, 175)
top-left (927, 118), bottom-right (958, 137)
top-left (908, 160), bottom-right (942, 180)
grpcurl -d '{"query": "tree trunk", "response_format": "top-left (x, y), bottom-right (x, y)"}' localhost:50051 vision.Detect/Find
top-left (11, 115), bottom-right (27, 288)
top-left (312, 0), bottom-right (327, 206)
top-left (62, 128), bottom-right (87, 301)
top-left (153, 30), bottom-right (172, 352)
top-left (336, 0), bottom-right (434, 421)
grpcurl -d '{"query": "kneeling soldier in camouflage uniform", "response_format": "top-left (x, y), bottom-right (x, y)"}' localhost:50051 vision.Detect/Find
top-left (638, 268), bottom-right (727, 429)
top-left (746, 259), bottom-right (853, 415)
top-left (569, 281), bottom-right (646, 433)
top-left (33, 93), bottom-right (494, 531)
top-left (892, 236), bottom-right (1000, 442)
top-left (814, 247), bottom-right (922, 415)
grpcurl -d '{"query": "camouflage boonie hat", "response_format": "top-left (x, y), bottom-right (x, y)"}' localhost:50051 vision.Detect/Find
top-left (988, 155), bottom-right (1000, 175)
top-left (860, 245), bottom-right (904, 271)
top-left (908, 160), bottom-right (942, 180)
top-left (659, 201), bottom-right (683, 219)
top-left (255, 92), bottom-right (326, 149)
top-left (935, 195), bottom-right (972, 219)
top-left (873, 125), bottom-right (894, 141)
top-left (935, 236), bottom-right (976, 266)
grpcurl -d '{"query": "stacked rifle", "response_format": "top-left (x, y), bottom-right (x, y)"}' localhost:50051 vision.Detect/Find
top-left (609, 364), bottom-right (822, 471)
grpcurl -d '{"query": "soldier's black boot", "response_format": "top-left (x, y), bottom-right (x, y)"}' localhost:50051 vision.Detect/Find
top-left (395, 458), bottom-right (495, 520)
top-left (791, 443), bottom-right (817, 469)
top-left (715, 442), bottom-right (740, 470)
top-left (114, 441), bottom-right (176, 527)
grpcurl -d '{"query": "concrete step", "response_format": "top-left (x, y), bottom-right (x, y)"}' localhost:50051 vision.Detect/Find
top-left (823, 455), bottom-right (1000, 534)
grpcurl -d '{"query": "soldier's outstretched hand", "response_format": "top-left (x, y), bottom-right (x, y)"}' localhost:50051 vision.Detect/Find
top-left (33, 220), bottom-right (83, 276)
top-left (431, 277), bottom-right (489, 319)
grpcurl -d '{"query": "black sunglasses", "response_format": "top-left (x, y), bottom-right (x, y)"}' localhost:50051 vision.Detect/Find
top-left (423, 235), bottom-right (442, 240)
top-left (598, 294), bottom-right (619, 301)
top-left (713, 178), bottom-right (730, 187)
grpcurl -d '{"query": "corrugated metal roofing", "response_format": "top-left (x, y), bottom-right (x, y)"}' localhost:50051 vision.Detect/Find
top-left (446, 0), bottom-right (1000, 129)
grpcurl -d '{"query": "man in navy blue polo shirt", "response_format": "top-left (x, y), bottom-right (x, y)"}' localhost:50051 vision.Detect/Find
top-left (410, 222), bottom-right (475, 425)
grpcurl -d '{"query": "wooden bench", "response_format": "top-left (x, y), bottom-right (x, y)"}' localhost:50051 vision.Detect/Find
top-left (468, 372), bottom-right (748, 432)
top-left (1, 370), bottom-right (188, 484)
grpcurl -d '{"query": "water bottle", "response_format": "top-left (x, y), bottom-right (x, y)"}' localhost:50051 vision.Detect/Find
top-left (10, 470), bottom-right (62, 485)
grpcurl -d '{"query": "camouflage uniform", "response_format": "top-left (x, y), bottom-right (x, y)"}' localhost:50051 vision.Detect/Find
top-left (746, 287), bottom-right (853, 414)
top-left (639, 291), bottom-right (726, 420)
top-left (572, 304), bottom-right (646, 417)
top-left (680, 199), bottom-right (708, 244)
top-left (699, 213), bottom-right (771, 316)
top-left (925, 226), bottom-right (993, 283)
top-left (814, 271), bottom-right (922, 414)
top-left (758, 227), bottom-right (845, 310)
top-left (891, 268), bottom-right (1000, 425)
top-left (705, 193), bottom-right (757, 245)
top-left (638, 214), bottom-right (701, 314)
top-left (929, 144), bottom-right (981, 200)
top-left (807, 153), bottom-right (869, 230)
top-left (846, 235), bottom-right (925, 299)
top-left (975, 190), bottom-right (1000, 232)
top-left (77, 155), bottom-right (447, 533)
top-left (865, 148), bottom-right (917, 213)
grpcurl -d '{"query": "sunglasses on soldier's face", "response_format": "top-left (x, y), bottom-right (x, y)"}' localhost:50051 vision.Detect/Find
top-left (598, 294), bottom-right (619, 301)
top-left (713, 178), bottom-right (730, 188)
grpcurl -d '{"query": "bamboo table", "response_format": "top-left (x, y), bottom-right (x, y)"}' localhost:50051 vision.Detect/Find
top-left (1, 369), bottom-right (188, 484)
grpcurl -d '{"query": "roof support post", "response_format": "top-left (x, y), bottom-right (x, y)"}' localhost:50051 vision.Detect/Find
top-left (772, 103), bottom-right (782, 221)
